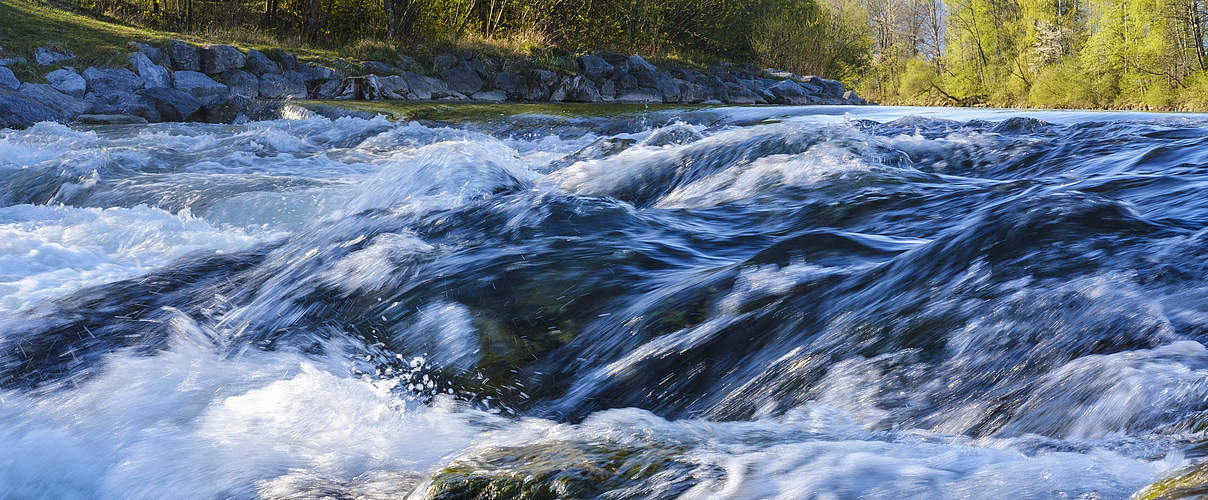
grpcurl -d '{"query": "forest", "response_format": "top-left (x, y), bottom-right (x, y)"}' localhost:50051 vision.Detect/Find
top-left (49, 0), bottom-right (1208, 110)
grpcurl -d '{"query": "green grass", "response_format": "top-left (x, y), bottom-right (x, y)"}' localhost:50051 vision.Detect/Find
top-left (295, 100), bottom-right (710, 122)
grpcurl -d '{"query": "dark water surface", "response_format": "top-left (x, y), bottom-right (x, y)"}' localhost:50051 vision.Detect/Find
top-left (2, 105), bottom-right (1207, 498)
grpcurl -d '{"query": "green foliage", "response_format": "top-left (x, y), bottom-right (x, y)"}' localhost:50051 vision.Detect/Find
top-left (750, 0), bottom-right (871, 80)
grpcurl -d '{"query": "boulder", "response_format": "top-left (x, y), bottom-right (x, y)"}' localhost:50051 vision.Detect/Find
top-left (129, 41), bottom-right (171, 68)
top-left (45, 68), bottom-right (86, 98)
top-left (138, 86), bottom-right (203, 121)
top-left (316, 79), bottom-right (341, 99)
top-left (599, 79), bottom-right (616, 100)
top-left (440, 61), bottom-right (485, 95)
top-left (723, 82), bottom-right (755, 104)
top-left (171, 70), bottom-right (229, 103)
top-left (676, 81), bottom-right (704, 103)
top-left (268, 49), bottom-right (298, 71)
top-left (654, 76), bottom-right (681, 103)
top-left (129, 52), bottom-right (171, 88)
top-left (77, 113), bottom-right (148, 125)
top-left (767, 79), bottom-right (812, 104)
top-left (626, 54), bottom-right (659, 87)
top-left (19, 83), bottom-right (89, 119)
top-left (551, 74), bottom-right (600, 102)
top-left (432, 53), bottom-right (457, 73)
top-left (258, 71), bottom-right (307, 98)
top-left (802, 75), bottom-right (844, 98)
top-left (402, 71), bottom-right (447, 100)
top-left (84, 91), bottom-right (160, 122)
top-left (471, 90), bottom-right (506, 102)
top-left (695, 75), bottom-right (728, 101)
top-left (615, 88), bottom-right (662, 103)
top-left (200, 45), bottom-right (245, 74)
top-left (204, 94), bottom-right (252, 123)
top-left (361, 61), bottom-right (396, 74)
top-left (168, 40), bottom-right (200, 71)
top-left (82, 67), bottom-right (143, 94)
top-left (243, 49), bottom-right (280, 74)
top-left (396, 55), bottom-right (423, 73)
top-left (376, 75), bottom-right (409, 99)
top-left (596, 52), bottom-right (630, 74)
top-left (297, 63), bottom-right (338, 83)
top-left (34, 47), bottom-right (75, 66)
top-left (613, 71), bottom-right (639, 91)
top-left (221, 70), bottom-right (259, 98)
top-left (578, 55), bottom-right (614, 79)
top-left (521, 69), bottom-right (554, 101)
top-left (0, 87), bottom-right (61, 128)
top-left (0, 66), bottom-right (18, 90)
top-left (0, 57), bottom-right (27, 66)
top-left (844, 90), bottom-right (867, 105)
top-left (491, 72), bottom-right (524, 100)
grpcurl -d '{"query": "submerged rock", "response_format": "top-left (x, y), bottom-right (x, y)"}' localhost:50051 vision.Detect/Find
top-left (1133, 462), bottom-right (1208, 500)
top-left (76, 113), bottom-right (148, 125)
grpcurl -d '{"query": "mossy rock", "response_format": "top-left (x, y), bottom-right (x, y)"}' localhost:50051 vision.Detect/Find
top-left (420, 441), bottom-right (695, 499)
top-left (1134, 462), bottom-right (1208, 500)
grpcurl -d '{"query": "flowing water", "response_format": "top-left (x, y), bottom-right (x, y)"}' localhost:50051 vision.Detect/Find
top-left (2, 104), bottom-right (1208, 498)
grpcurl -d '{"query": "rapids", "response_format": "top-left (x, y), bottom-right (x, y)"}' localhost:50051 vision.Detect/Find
top-left (2, 105), bottom-right (1208, 498)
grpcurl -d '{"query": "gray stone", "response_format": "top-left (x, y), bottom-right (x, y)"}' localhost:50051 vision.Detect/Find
top-left (129, 52), bottom-right (171, 88)
top-left (396, 55), bottom-right (422, 73)
top-left (440, 61), bottom-right (484, 95)
top-left (402, 72), bottom-right (447, 100)
top-left (471, 90), bottom-right (506, 102)
top-left (643, 123), bottom-right (705, 146)
top-left (298, 63), bottom-right (338, 83)
top-left (802, 75), bottom-right (844, 98)
top-left (0, 87), bottom-right (61, 128)
top-left (599, 79), bottom-right (616, 100)
top-left (655, 76), bottom-right (681, 103)
top-left (221, 70), bottom-right (259, 98)
top-left (626, 54), bottom-right (659, 86)
top-left (168, 40), bottom-right (200, 71)
top-left (577, 55), bottom-right (614, 79)
top-left (378, 75), bottom-right (409, 99)
top-left (130, 42), bottom-right (171, 67)
top-left (258, 72), bottom-right (306, 99)
top-left (204, 94), bottom-right (252, 123)
top-left (77, 113), bottom-right (148, 125)
top-left (316, 79), bottom-right (341, 99)
top-left (767, 79), bottom-right (812, 104)
top-left (82, 67), bottom-right (143, 94)
top-left (844, 90), bottom-right (868, 105)
top-left (171, 70), bottom-right (229, 103)
top-left (84, 91), bottom-right (160, 122)
top-left (433, 53), bottom-right (457, 73)
top-left (491, 72), bottom-right (524, 100)
top-left (676, 81), bottom-right (704, 103)
top-left (0, 66), bottom-right (17, 90)
top-left (615, 88), bottom-right (662, 103)
top-left (269, 49), bottom-right (297, 71)
top-left (522, 69), bottom-right (555, 101)
top-left (19, 83), bottom-right (89, 119)
top-left (34, 47), bottom-right (75, 66)
top-left (551, 74), bottom-right (600, 102)
top-left (361, 61), bottom-right (396, 74)
top-left (244, 49), bottom-right (280, 74)
top-left (45, 68), bottom-right (86, 98)
top-left (0, 57), bottom-right (27, 66)
top-left (200, 45), bottom-right (245, 74)
top-left (597, 52), bottom-right (629, 72)
top-left (723, 82), bottom-right (755, 104)
top-left (139, 86), bottom-right (203, 121)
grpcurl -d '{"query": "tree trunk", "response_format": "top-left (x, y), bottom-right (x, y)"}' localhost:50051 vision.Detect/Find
top-left (307, 0), bottom-right (320, 40)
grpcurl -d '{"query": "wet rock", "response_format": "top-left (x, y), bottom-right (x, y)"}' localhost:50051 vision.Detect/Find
top-left (258, 72), bottom-right (307, 99)
top-left (243, 49), bottom-right (280, 75)
top-left (171, 70), bottom-right (229, 103)
top-left (378, 75), bottom-right (409, 99)
top-left (361, 61), bottom-right (396, 74)
top-left (76, 113), bottom-right (148, 125)
top-left (168, 40), bottom-right (200, 71)
top-left (432, 53), bottom-right (457, 73)
top-left (403, 71), bottom-right (448, 100)
top-left (1133, 461), bottom-right (1208, 500)
top-left (471, 90), bottom-right (506, 102)
top-left (45, 68), bottom-right (86, 98)
top-left (0, 87), bottom-right (60, 128)
top-left (643, 123), bottom-right (705, 146)
top-left (577, 54), bottom-right (614, 79)
top-left (19, 83), bottom-right (89, 119)
top-left (440, 61), bottom-right (485, 95)
top-left (0, 66), bottom-right (17, 90)
top-left (129, 52), bottom-right (171, 88)
top-left (204, 94), bottom-right (252, 123)
top-left (767, 79), bottom-right (812, 104)
top-left (615, 87), bottom-right (662, 103)
top-left (221, 69), bottom-right (259, 98)
top-left (34, 47), bottom-right (75, 66)
top-left (84, 91), bottom-right (160, 122)
top-left (200, 45), bottom-right (246, 74)
top-left (82, 67), bottom-right (143, 94)
top-left (138, 86), bottom-right (203, 121)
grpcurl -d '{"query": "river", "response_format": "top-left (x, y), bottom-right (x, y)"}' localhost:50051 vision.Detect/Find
top-left (1, 104), bottom-right (1206, 498)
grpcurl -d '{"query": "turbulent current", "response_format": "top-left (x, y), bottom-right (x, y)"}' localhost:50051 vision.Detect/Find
top-left (3, 104), bottom-right (1208, 498)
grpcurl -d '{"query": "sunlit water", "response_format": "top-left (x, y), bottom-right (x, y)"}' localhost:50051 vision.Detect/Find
top-left (3, 105), bottom-right (1208, 498)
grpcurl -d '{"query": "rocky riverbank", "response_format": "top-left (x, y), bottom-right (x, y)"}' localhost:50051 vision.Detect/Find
top-left (0, 40), bottom-right (870, 128)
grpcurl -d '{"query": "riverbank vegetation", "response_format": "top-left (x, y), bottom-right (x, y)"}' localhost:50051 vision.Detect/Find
top-left (7, 0), bottom-right (1208, 110)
